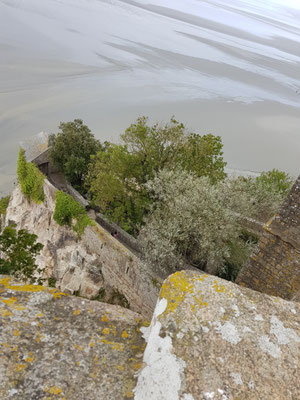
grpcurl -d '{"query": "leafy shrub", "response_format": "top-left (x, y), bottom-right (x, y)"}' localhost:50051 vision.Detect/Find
top-left (0, 225), bottom-right (44, 284)
top-left (17, 148), bottom-right (45, 203)
top-left (48, 277), bottom-right (57, 288)
top-left (53, 190), bottom-right (94, 237)
top-left (0, 196), bottom-right (10, 215)
top-left (139, 169), bottom-right (252, 278)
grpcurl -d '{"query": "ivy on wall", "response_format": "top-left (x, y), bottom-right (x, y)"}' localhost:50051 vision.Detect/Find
top-left (17, 148), bottom-right (45, 203)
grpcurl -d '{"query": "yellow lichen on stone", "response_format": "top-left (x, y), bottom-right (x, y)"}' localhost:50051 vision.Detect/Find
top-left (100, 338), bottom-right (125, 351)
top-left (0, 308), bottom-right (13, 317)
top-left (121, 330), bottom-right (129, 339)
top-left (0, 296), bottom-right (17, 305)
top-left (101, 314), bottom-right (109, 322)
top-left (102, 328), bottom-right (110, 335)
top-left (160, 271), bottom-right (195, 313)
top-left (73, 309), bottom-right (80, 316)
top-left (49, 386), bottom-right (62, 395)
top-left (25, 355), bottom-right (35, 363)
top-left (15, 363), bottom-right (27, 372)
top-left (13, 330), bottom-right (20, 336)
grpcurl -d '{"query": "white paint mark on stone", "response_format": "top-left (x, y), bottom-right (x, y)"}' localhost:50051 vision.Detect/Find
top-left (218, 357), bottom-right (224, 363)
top-left (8, 389), bottom-right (18, 396)
top-left (177, 332), bottom-right (184, 340)
top-left (204, 392), bottom-right (215, 399)
top-left (134, 298), bottom-right (186, 400)
top-left (219, 307), bottom-right (225, 315)
top-left (181, 394), bottom-right (195, 400)
top-left (232, 304), bottom-right (240, 317)
top-left (231, 372), bottom-right (243, 385)
top-left (215, 322), bottom-right (241, 345)
top-left (290, 309), bottom-right (296, 315)
top-left (254, 314), bottom-right (264, 321)
top-left (201, 325), bottom-right (209, 333)
top-left (258, 335), bottom-right (281, 358)
top-left (270, 315), bottom-right (300, 345)
top-left (155, 298), bottom-right (168, 318)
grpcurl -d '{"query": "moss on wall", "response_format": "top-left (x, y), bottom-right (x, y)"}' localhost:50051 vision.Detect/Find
top-left (17, 148), bottom-right (45, 204)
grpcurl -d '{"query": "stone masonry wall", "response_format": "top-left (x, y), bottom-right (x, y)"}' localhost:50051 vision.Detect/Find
top-left (236, 175), bottom-right (300, 300)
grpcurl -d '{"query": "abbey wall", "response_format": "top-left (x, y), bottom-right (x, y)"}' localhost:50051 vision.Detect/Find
top-left (236, 175), bottom-right (300, 301)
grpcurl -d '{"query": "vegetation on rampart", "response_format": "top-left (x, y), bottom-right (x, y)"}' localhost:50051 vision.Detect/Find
top-left (17, 148), bottom-right (45, 203)
top-left (32, 117), bottom-right (294, 281)
top-left (53, 190), bottom-right (94, 238)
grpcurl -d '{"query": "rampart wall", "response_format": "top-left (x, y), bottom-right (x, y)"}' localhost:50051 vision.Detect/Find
top-left (236, 175), bottom-right (300, 301)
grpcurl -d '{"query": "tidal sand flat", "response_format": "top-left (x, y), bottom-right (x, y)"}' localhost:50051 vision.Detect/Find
top-left (0, 0), bottom-right (300, 194)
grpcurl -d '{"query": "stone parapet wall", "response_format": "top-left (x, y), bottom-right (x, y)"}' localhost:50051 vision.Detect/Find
top-left (236, 175), bottom-right (300, 300)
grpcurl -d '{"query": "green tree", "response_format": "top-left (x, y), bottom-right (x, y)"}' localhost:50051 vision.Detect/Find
top-left (138, 169), bottom-right (252, 278)
top-left (86, 144), bottom-right (148, 234)
top-left (17, 148), bottom-right (45, 203)
top-left (256, 169), bottom-right (293, 197)
top-left (86, 117), bottom-right (227, 233)
top-left (49, 119), bottom-right (102, 191)
top-left (0, 225), bottom-right (44, 284)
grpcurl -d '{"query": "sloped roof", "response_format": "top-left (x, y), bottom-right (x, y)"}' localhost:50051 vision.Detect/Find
top-left (20, 132), bottom-right (49, 162)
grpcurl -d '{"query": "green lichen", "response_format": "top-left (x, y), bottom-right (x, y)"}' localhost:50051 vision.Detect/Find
top-left (17, 148), bottom-right (45, 204)
top-left (53, 190), bottom-right (94, 238)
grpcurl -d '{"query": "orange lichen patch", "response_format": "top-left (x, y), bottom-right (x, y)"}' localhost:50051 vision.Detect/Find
top-left (13, 330), bottom-right (20, 336)
top-left (49, 386), bottom-right (63, 395)
top-left (125, 392), bottom-right (134, 399)
top-left (101, 314), bottom-right (109, 322)
top-left (213, 280), bottom-right (234, 297)
top-left (0, 277), bottom-right (46, 293)
top-left (35, 332), bottom-right (41, 343)
top-left (0, 296), bottom-right (17, 305)
top-left (102, 328), bottom-right (110, 335)
top-left (74, 344), bottom-right (83, 351)
top-left (121, 330), bottom-right (129, 339)
top-left (73, 309), bottom-right (80, 316)
top-left (49, 289), bottom-right (67, 299)
top-left (15, 364), bottom-right (27, 372)
top-left (25, 355), bottom-right (34, 363)
top-left (160, 271), bottom-right (195, 313)
top-left (133, 363), bottom-right (142, 370)
top-left (100, 338), bottom-right (125, 352)
top-left (0, 308), bottom-right (13, 317)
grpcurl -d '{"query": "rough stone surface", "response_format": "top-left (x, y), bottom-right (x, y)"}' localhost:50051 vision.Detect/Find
top-left (4, 181), bottom-right (159, 317)
top-left (134, 270), bottom-right (300, 400)
top-left (237, 175), bottom-right (300, 301)
top-left (0, 275), bottom-right (147, 400)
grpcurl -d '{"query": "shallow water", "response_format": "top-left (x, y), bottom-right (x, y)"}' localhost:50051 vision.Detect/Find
top-left (0, 0), bottom-right (299, 194)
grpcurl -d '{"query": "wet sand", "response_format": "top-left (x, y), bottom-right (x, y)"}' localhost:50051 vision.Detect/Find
top-left (0, 0), bottom-right (299, 194)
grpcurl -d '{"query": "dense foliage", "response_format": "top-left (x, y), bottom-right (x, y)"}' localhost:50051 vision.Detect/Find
top-left (0, 225), bottom-right (44, 284)
top-left (138, 169), bottom-right (254, 278)
top-left (17, 148), bottom-right (45, 203)
top-left (49, 119), bottom-right (102, 191)
top-left (53, 190), bottom-right (94, 237)
top-left (86, 117), bottom-right (227, 234)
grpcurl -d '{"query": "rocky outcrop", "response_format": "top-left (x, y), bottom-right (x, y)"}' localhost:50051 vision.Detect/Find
top-left (4, 180), bottom-right (160, 317)
top-left (0, 275), bottom-right (146, 400)
top-left (134, 270), bottom-right (300, 400)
